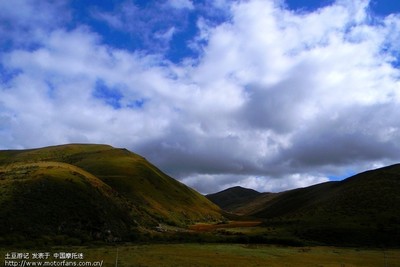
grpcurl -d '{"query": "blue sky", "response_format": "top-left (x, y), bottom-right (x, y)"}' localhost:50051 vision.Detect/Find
top-left (64, 0), bottom-right (400, 63)
top-left (286, 0), bottom-right (400, 15)
top-left (1, 0), bottom-right (400, 193)
top-left (68, 0), bottom-right (230, 62)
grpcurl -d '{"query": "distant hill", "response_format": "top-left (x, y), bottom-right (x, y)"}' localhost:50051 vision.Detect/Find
top-left (206, 186), bottom-right (281, 216)
top-left (206, 186), bottom-right (262, 213)
top-left (0, 144), bottom-right (222, 245)
top-left (209, 165), bottom-right (400, 246)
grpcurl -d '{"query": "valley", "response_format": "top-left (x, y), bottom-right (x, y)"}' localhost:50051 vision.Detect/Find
top-left (1, 144), bottom-right (400, 266)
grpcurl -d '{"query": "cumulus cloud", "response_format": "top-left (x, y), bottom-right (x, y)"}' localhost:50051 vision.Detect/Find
top-left (1, 0), bottom-right (400, 193)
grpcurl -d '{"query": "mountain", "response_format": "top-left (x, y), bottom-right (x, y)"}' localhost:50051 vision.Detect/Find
top-left (206, 186), bottom-right (282, 216)
top-left (209, 165), bottom-right (400, 246)
top-left (206, 186), bottom-right (262, 213)
top-left (0, 144), bottom-right (222, 245)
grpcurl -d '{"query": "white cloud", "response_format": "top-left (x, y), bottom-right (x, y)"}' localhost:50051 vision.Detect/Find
top-left (0, 26), bottom-right (177, 148)
top-left (232, 174), bottom-right (329, 193)
top-left (162, 0), bottom-right (400, 192)
top-left (155, 27), bottom-right (177, 42)
top-left (0, 0), bottom-right (69, 46)
top-left (183, 173), bottom-right (329, 194)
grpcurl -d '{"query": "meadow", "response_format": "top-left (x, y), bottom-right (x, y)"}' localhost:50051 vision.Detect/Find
top-left (2, 244), bottom-right (399, 267)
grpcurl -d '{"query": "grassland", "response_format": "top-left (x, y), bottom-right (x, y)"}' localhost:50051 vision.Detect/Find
top-left (1, 244), bottom-right (399, 267)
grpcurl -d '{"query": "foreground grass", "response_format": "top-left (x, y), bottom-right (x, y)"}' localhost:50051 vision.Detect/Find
top-left (3, 244), bottom-right (399, 267)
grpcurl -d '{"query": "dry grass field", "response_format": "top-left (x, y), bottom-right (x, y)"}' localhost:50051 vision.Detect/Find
top-left (3, 244), bottom-right (399, 267)
top-left (90, 244), bottom-right (400, 267)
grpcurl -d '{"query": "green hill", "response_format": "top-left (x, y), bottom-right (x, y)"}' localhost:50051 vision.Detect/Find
top-left (0, 144), bottom-right (222, 245)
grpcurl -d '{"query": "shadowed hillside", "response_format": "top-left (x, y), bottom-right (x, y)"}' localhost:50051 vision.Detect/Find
top-left (0, 144), bottom-right (222, 245)
top-left (209, 165), bottom-right (400, 246)
top-left (206, 186), bottom-right (262, 213)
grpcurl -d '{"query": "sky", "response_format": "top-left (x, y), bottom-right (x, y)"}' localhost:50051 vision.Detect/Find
top-left (1, 0), bottom-right (400, 194)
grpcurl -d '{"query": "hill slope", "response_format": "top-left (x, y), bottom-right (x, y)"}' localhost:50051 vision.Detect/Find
top-left (206, 186), bottom-right (262, 213)
top-left (0, 144), bottom-right (222, 244)
top-left (209, 165), bottom-right (400, 246)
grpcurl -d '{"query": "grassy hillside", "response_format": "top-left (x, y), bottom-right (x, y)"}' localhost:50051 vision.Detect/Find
top-left (0, 144), bottom-right (222, 245)
top-left (0, 162), bottom-right (136, 245)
